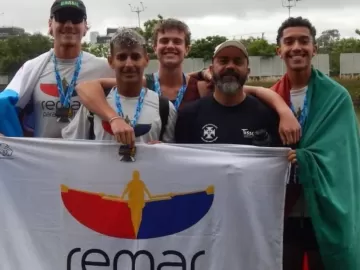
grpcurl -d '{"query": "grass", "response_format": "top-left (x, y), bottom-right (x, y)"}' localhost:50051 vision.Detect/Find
top-left (247, 78), bottom-right (360, 123)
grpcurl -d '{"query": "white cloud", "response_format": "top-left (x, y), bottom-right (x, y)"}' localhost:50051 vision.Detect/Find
top-left (0, 0), bottom-right (358, 43)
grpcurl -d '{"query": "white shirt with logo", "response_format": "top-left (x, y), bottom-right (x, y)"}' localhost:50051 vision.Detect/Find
top-left (61, 88), bottom-right (177, 143)
top-left (29, 52), bottom-right (114, 138)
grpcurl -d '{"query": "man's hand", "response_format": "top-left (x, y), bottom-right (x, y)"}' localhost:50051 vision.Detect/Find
top-left (202, 68), bottom-right (212, 81)
top-left (287, 149), bottom-right (297, 164)
top-left (0, 133), bottom-right (4, 136)
top-left (110, 118), bottom-right (135, 146)
top-left (278, 109), bottom-right (301, 145)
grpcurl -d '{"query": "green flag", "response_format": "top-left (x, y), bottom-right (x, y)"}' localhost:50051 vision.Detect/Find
top-left (297, 68), bottom-right (360, 270)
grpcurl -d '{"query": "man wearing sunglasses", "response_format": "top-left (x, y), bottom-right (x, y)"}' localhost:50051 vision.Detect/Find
top-left (0, 0), bottom-right (115, 138)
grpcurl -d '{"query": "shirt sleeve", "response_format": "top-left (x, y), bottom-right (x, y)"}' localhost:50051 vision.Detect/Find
top-left (61, 105), bottom-right (91, 140)
top-left (161, 101), bottom-right (177, 143)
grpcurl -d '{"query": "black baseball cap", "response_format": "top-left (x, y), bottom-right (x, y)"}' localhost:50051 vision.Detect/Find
top-left (50, 0), bottom-right (87, 18)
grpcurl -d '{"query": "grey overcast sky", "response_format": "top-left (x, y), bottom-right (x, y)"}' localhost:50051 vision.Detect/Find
top-left (0, 0), bottom-right (358, 42)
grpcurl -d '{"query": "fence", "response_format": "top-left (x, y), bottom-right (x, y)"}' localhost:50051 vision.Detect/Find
top-left (340, 53), bottom-right (360, 76)
top-left (3, 53), bottom-right (355, 89)
top-left (145, 54), bottom-right (330, 77)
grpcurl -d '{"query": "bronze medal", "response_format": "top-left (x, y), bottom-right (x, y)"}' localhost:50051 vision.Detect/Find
top-left (56, 107), bottom-right (72, 123)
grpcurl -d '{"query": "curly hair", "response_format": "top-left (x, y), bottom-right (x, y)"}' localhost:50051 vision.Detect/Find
top-left (152, 18), bottom-right (191, 46)
top-left (276, 16), bottom-right (316, 45)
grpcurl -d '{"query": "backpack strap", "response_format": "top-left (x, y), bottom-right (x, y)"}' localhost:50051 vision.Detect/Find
top-left (158, 95), bottom-right (169, 141)
top-left (145, 73), bottom-right (155, 90)
top-left (88, 87), bottom-right (113, 140)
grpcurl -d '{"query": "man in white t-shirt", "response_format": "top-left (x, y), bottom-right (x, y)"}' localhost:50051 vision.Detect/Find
top-left (0, 0), bottom-right (114, 138)
top-left (62, 28), bottom-right (176, 143)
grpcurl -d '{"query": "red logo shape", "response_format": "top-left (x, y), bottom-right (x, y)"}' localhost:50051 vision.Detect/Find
top-left (102, 121), bottom-right (114, 135)
top-left (40, 84), bottom-right (59, 97)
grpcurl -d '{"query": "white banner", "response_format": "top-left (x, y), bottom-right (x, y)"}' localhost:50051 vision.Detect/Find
top-left (0, 138), bottom-right (290, 270)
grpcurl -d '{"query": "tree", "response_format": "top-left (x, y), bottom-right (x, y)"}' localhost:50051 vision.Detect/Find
top-left (356, 29), bottom-right (360, 36)
top-left (316, 29), bottom-right (340, 53)
top-left (137, 14), bottom-right (164, 58)
top-left (245, 37), bottom-right (276, 57)
top-left (0, 33), bottom-right (52, 75)
top-left (87, 44), bottom-right (109, 58)
top-left (188, 35), bottom-right (228, 60)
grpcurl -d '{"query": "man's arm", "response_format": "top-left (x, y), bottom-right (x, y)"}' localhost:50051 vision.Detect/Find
top-left (75, 80), bottom-right (135, 146)
top-left (162, 102), bottom-right (177, 143)
top-left (76, 79), bottom-right (117, 121)
top-left (188, 69), bottom-right (206, 81)
top-left (244, 86), bottom-right (300, 145)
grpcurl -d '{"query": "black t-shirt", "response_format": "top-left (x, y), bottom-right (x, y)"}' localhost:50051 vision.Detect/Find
top-left (175, 95), bottom-right (282, 147)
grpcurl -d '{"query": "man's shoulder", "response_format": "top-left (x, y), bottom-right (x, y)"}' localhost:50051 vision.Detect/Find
top-left (81, 52), bottom-right (114, 77)
top-left (180, 96), bottom-right (212, 114)
top-left (82, 52), bottom-right (108, 66)
top-left (245, 95), bottom-right (278, 118)
top-left (23, 50), bottom-right (52, 69)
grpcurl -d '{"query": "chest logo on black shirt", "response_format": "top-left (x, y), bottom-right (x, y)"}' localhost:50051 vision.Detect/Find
top-left (201, 124), bottom-right (218, 143)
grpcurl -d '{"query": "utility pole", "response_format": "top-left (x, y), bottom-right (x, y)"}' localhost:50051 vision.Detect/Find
top-left (129, 2), bottom-right (146, 29)
top-left (282, 0), bottom-right (300, 17)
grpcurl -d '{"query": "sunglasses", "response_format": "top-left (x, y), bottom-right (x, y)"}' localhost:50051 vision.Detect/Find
top-left (52, 11), bottom-right (85, 24)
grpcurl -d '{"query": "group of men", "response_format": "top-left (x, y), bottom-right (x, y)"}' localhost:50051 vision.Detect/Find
top-left (0, 0), bottom-right (359, 269)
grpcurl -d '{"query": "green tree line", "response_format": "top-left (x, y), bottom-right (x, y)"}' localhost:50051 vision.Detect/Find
top-left (1, 15), bottom-right (360, 76)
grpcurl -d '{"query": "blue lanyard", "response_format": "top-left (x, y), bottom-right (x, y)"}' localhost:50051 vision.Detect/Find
top-left (114, 88), bottom-right (146, 127)
top-left (290, 93), bottom-right (308, 129)
top-left (153, 72), bottom-right (187, 110)
top-left (52, 51), bottom-right (83, 108)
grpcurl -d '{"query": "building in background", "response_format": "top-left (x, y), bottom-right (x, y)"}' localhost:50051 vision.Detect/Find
top-left (91, 27), bottom-right (138, 44)
top-left (0, 26), bottom-right (25, 39)
top-left (89, 31), bottom-right (99, 44)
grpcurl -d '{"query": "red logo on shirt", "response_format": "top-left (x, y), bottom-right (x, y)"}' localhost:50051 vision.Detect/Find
top-left (40, 84), bottom-right (78, 97)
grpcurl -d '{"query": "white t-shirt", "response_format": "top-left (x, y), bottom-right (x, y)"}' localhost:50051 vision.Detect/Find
top-left (289, 86), bottom-right (308, 217)
top-left (61, 88), bottom-right (177, 143)
top-left (290, 86), bottom-right (307, 118)
top-left (25, 51), bottom-right (114, 138)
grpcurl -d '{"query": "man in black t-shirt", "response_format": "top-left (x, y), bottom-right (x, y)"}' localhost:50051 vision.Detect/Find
top-left (175, 40), bottom-right (282, 147)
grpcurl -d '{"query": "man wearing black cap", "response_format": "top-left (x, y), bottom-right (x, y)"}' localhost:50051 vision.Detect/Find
top-left (49, 0), bottom-right (87, 57)
top-left (175, 40), bottom-right (282, 147)
top-left (0, 0), bottom-right (115, 138)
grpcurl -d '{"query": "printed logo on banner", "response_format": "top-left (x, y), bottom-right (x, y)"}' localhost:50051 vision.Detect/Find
top-left (0, 143), bottom-right (14, 159)
top-left (61, 170), bottom-right (215, 239)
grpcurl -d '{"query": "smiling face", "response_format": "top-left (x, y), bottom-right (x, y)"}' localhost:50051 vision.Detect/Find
top-left (153, 29), bottom-right (189, 68)
top-left (210, 46), bottom-right (250, 95)
top-left (49, 8), bottom-right (87, 47)
top-left (277, 26), bottom-right (317, 72)
top-left (108, 44), bottom-right (148, 84)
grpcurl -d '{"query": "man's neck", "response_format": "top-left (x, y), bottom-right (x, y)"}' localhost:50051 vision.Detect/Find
top-left (117, 81), bottom-right (143, 97)
top-left (213, 89), bottom-right (246, 107)
top-left (288, 68), bottom-right (311, 89)
top-left (53, 43), bottom-right (81, 59)
top-left (158, 66), bottom-right (184, 87)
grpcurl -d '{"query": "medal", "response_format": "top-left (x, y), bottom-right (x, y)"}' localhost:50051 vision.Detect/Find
top-left (118, 145), bottom-right (137, 162)
top-left (55, 107), bottom-right (73, 123)
top-left (52, 52), bottom-right (82, 121)
top-left (114, 88), bottom-right (146, 162)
